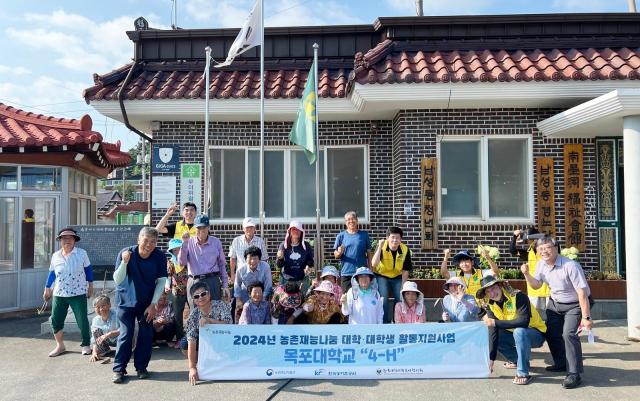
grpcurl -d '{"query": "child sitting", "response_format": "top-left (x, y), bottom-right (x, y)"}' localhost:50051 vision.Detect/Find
top-left (340, 267), bottom-right (383, 324)
top-left (394, 281), bottom-right (426, 323)
top-left (238, 282), bottom-right (271, 325)
top-left (300, 280), bottom-right (344, 324)
top-left (89, 295), bottom-right (120, 362)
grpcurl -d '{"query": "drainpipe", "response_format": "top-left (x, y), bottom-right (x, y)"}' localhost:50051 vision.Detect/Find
top-left (629, 0), bottom-right (637, 12)
top-left (118, 61), bottom-right (153, 222)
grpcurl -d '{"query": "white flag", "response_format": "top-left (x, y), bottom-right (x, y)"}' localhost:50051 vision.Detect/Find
top-left (214, 0), bottom-right (262, 68)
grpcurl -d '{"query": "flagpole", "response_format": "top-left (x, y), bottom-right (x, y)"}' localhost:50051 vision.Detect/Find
top-left (313, 43), bottom-right (320, 275)
top-left (204, 46), bottom-right (212, 214)
top-left (259, 0), bottom-right (265, 237)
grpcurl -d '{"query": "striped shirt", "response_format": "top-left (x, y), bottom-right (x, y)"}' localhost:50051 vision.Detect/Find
top-left (228, 234), bottom-right (268, 268)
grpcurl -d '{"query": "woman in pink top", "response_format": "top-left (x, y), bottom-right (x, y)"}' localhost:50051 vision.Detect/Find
top-left (394, 281), bottom-right (426, 323)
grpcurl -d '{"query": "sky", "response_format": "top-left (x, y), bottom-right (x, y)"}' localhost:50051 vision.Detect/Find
top-left (0, 0), bottom-right (632, 151)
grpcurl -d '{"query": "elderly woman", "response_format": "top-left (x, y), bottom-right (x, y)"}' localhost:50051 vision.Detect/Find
top-left (441, 277), bottom-right (480, 323)
top-left (394, 281), bottom-right (426, 323)
top-left (186, 282), bottom-right (232, 385)
top-left (307, 265), bottom-right (342, 303)
top-left (90, 295), bottom-right (119, 362)
top-left (43, 227), bottom-right (94, 357)
top-left (276, 220), bottom-right (314, 293)
top-left (300, 281), bottom-right (344, 324)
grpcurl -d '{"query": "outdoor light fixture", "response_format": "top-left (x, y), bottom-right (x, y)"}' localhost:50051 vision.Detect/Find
top-left (74, 153), bottom-right (85, 161)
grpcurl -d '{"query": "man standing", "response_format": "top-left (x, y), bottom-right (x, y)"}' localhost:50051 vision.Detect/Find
top-left (228, 217), bottom-right (268, 283)
top-left (112, 227), bottom-right (167, 384)
top-left (333, 211), bottom-right (372, 293)
top-left (521, 236), bottom-right (592, 389)
top-left (156, 202), bottom-right (198, 239)
top-left (371, 226), bottom-right (412, 323)
top-left (476, 275), bottom-right (546, 385)
top-left (179, 214), bottom-right (230, 307)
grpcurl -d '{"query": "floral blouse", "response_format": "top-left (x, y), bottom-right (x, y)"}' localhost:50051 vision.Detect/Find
top-left (185, 300), bottom-right (232, 342)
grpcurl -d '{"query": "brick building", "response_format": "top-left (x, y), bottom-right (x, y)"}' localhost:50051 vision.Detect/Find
top-left (83, 13), bottom-right (640, 275)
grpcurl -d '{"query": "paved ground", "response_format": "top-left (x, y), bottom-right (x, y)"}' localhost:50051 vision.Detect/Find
top-left (1, 316), bottom-right (639, 401)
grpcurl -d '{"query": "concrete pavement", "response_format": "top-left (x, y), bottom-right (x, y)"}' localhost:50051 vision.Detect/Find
top-left (1, 316), bottom-right (638, 401)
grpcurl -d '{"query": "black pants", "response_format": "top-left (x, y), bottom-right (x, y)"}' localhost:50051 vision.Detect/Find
top-left (545, 298), bottom-right (583, 374)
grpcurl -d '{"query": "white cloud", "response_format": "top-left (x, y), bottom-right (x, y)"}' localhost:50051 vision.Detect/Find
top-left (6, 12), bottom-right (169, 75)
top-left (0, 65), bottom-right (31, 75)
top-left (182, 0), bottom-right (363, 28)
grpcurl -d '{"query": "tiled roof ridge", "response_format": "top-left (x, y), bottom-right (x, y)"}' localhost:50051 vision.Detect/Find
top-left (353, 47), bottom-right (640, 85)
top-left (0, 102), bottom-right (89, 130)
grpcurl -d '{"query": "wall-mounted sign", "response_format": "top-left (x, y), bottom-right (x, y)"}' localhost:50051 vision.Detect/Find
top-left (421, 158), bottom-right (438, 250)
top-left (180, 163), bottom-right (202, 212)
top-left (536, 157), bottom-right (556, 238)
top-left (152, 145), bottom-right (180, 173)
top-left (152, 176), bottom-right (176, 209)
top-left (563, 144), bottom-right (585, 252)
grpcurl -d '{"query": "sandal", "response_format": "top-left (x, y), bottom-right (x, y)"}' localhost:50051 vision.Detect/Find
top-left (503, 361), bottom-right (517, 369)
top-left (513, 375), bottom-right (533, 385)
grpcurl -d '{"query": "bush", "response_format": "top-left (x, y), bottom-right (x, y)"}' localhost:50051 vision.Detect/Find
top-left (411, 268), bottom-right (445, 280)
top-left (498, 268), bottom-right (525, 280)
top-left (585, 270), bottom-right (623, 280)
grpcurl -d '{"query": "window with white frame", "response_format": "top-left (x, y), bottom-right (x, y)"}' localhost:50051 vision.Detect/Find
top-left (439, 136), bottom-right (532, 221)
top-left (210, 147), bottom-right (367, 221)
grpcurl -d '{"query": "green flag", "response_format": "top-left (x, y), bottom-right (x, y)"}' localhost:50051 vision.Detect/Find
top-left (289, 60), bottom-right (317, 164)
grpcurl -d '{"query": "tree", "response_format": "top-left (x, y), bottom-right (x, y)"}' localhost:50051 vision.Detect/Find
top-left (113, 182), bottom-right (136, 201)
top-left (127, 141), bottom-right (150, 177)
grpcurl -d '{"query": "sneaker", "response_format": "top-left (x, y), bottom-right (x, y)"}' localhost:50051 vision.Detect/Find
top-left (136, 369), bottom-right (150, 379)
top-left (81, 346), bottom-right (92, 355)
top-left (112, 372), bottom-right (126, 384)
top-left (562, 374), bottom-right (582, 389)
top-left (545, 364), bottom-right (567, 372)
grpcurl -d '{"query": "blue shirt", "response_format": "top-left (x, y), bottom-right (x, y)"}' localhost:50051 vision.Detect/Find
top-left (234, 261), bottom-right (273, 303)
top-left (442, 294), bottom-right (480, 322)
top-left (115, 246), bottom-right (167, 308)
top-left (276, 241), bottom-right (314, 281)
top-left (333, 230), bottom-right (371, 276)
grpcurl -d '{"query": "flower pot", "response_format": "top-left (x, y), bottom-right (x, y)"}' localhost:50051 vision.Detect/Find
top-left (587, 280), bottom-right (627, 300)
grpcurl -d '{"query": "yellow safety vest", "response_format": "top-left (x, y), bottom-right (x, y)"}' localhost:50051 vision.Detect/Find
top-left (173, 221), bottom-right (197, 273)
top-left (458, 269), bottom-right (484, 299)
top-left (489, 289), bottom-right (547, 333)
top-left (375, 241), bottom-right (409, 278)
top-left (526, 245), bottom-right (550, 297)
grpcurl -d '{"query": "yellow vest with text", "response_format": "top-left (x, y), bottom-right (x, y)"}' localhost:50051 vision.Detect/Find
top-left (375, 241), bottom-right (409, 278)
top-left (174, 220), bottom-right (197, 239)
top-left (459, 269), bottom-right (484, 299)
top-left (526, 245), bottom-right (550, 297)
top-left (173, 221), bottom-right (197, 273)
top-left (489, 289), bottom-right (547, 333)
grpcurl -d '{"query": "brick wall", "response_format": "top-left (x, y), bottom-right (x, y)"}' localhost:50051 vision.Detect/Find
top-left (151, 108), bottom-right (599, 272)
top-left (392, 109), bottom-right (598, 270)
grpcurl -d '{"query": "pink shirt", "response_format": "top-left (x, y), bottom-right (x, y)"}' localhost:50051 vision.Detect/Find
top-left (394, 302), bottom-right (426, 323)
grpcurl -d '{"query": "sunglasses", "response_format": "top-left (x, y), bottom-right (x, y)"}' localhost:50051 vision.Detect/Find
top-left (192, 291), bottom-right (209, 300)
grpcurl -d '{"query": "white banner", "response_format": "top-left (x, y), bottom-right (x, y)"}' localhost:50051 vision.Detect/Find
top-left (180, 163), bottom-right (201, 212)
top-left (198, 323), bottom-right (489, 380)
top-left (151, 176), bottom-right (176, 209)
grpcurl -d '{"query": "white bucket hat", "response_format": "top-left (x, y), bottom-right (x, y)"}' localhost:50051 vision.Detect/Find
top-left (399, 281), bottom-right (424, 316)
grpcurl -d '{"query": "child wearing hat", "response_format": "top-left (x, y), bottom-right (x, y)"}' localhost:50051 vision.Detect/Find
top-left (300, 280), bottom-right (344, 324)
top-left (441, 277), bottom-right (480, 322)
top-left (166, 238), bottom-right (188, 346)
top-left (439, 248), bottom-right (499, 300)
top-left (307, 265), bottom-right (342, 303)
top-left (340, 267), bottom-right (384, 324)
top-left (394, 281), bottom-right (426, 323)
top-left (271, 283), bottom-right (304, 324)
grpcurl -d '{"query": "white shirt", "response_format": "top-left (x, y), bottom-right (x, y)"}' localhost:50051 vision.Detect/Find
top-left (342, 288), bottom-right (384, 324)
top-left (228, 234), bottom-right (268, 268)
top-left (49, 247), bottom-right (91, 297)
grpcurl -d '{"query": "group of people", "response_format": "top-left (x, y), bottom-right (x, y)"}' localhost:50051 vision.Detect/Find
top-left (43, 202), bottom-right (593, 389)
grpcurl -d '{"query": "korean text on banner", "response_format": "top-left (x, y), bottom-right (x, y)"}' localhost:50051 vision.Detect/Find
top-left (197, 322), bottom-right (489, 380)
